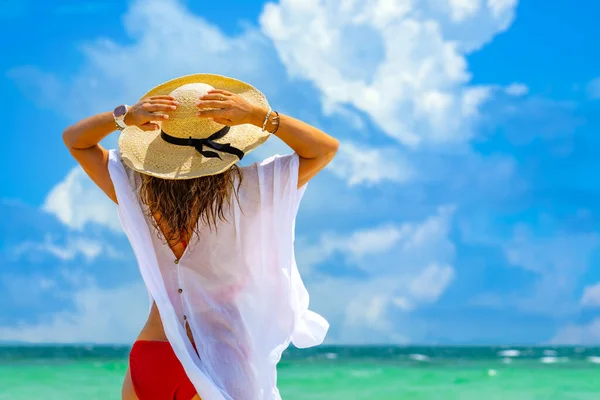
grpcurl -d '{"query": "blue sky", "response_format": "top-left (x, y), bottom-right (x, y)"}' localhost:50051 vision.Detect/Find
top-left (1, 0), bottom-right (600, 345)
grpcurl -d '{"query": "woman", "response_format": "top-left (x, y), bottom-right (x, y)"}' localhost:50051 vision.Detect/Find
top-left (62, 74), bottom-right (338, 400)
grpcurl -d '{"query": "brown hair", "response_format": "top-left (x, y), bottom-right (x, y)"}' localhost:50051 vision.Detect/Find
top-left (137, 166), bottom-right (243, 245)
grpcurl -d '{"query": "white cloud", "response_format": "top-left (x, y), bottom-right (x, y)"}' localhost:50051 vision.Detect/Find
top-left (504, 83), bottom-right (529, 97)
top-left (261, 0), bottom-right (518, 147)
top-left (552, 318), bottom-right (600, 345)
top-left (28, 0), bottom-right (290, 231)
top-left (18, 0), bottom-right (417, 224)
top-left (307, 276), bottom-right (411, 344)
top-left (587, 77), bottom-right (600, 100)
top-left (11, 0), bottom-right (273, 125)
top-left (321, 103), bottom-right (366, 130)
top-left (43, 167), bottom-right (121, 232)
top-left (10, 234), bottom-right (125, 263)
top-left (505, 227), bottom-right (598, 275)
top-left (581, 283), bottom-right (600, 308)
top-left (12, 0), bottom-right (524, 195)
top-left (501, 226), bottom-right (599, 315)
top-left (324, 225), bottom-right (404, 261)
top-left (0, 281), bottom-right (149, 344)
top-left (2, 206), bottom-right (456, 345)
top-left (299, 206), bottom-right (456, 343)
top-left (488, 0), bottom-right (519, 17)
top-left (460, 215), bottom-right (600, 318)
top-left (328, 142), bottom-right (415, 186)
top-left (297, 224), bottom-right (403, 276)
top-left (449, 0), bottom-right (481, 22)
top-left (408, 263), bottom-right (455, 304)
top-left (300, 205), bottom-right (455, 272)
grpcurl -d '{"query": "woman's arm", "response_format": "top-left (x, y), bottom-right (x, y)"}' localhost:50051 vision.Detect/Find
top-left (62, 112), bottom-right (120, 204)
top-left (62, 96), bottom-right (178, 204)
top-left (197, 90), bottom-right (339, 188)
top-left (250, 111), bottom-right (339, 188)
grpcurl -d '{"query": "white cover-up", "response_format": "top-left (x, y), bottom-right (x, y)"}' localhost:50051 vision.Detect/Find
top-left (107, 149), bottom-right (328, 400)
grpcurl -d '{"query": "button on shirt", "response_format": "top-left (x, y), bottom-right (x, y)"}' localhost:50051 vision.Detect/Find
top-left (108, 149), bottom-right (328, 400)
top-left (147, 230), bottom-right (190, 327)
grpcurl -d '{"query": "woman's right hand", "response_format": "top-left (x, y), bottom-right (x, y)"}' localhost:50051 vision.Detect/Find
top-left (124, 95), bottom-right (179, 131)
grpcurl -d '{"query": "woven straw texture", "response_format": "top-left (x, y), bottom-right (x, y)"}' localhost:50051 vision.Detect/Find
top-left (118, 73), bottom-right (271, 179)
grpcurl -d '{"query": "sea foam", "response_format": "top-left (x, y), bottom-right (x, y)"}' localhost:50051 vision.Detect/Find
top-left (409, 354), bottom-right (430, 362)
top-left (498, 349), bottom-right (520, 357)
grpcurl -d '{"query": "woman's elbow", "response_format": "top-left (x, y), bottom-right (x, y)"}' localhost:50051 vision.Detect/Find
top-left (324, 137), bottom-right (339, 160)
top-left (62, 127), bottom-right (75, 149)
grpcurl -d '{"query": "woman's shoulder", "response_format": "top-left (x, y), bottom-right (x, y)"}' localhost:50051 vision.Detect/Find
top-left (236, 153), bottom-right (303, 215)
top-left (240, 153), bottom-right (298, 181)
top-left (238, 153), bottom-right (297, 190)
top-left (107, 149), bottom-right (141, 191)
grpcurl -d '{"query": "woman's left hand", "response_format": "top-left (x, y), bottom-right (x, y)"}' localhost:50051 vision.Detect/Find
top-left (196, 89), bottom-right (266, 127)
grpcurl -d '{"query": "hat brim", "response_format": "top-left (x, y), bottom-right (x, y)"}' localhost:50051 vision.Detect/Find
top-left (118, 73), bottom-right (271, 179)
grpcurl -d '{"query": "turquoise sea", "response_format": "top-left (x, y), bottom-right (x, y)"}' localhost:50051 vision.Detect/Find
top-left (2, 345), bottom-right (600, 399)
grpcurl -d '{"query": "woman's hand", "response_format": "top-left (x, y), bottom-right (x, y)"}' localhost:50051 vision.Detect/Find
top-left (196, 89), bottom-right (338, 190)
top-left (195, 90), bottom-right (267, 127)
top-left (124, 95), bottom-right (179, 131)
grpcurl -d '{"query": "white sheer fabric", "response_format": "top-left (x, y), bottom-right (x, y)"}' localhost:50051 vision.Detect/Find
top-left (107, 149), bottom-right (328, 400)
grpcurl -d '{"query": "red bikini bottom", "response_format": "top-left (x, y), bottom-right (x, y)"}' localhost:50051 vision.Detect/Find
top-left (129, 340), bottom-right (198, 400)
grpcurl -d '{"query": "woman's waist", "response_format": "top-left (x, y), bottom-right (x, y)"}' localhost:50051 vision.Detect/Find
top-left (136, 305), bottom-right (168, 341)
top-left (136, 303), bottom-right (196, 345)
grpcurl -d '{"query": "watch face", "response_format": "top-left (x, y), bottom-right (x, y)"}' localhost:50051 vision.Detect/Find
top-left (114, 105), bottom-right (127, 117)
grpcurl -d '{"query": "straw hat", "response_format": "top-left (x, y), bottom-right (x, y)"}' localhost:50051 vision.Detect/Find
top-left (118, 73), bottom-right (271, 179)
